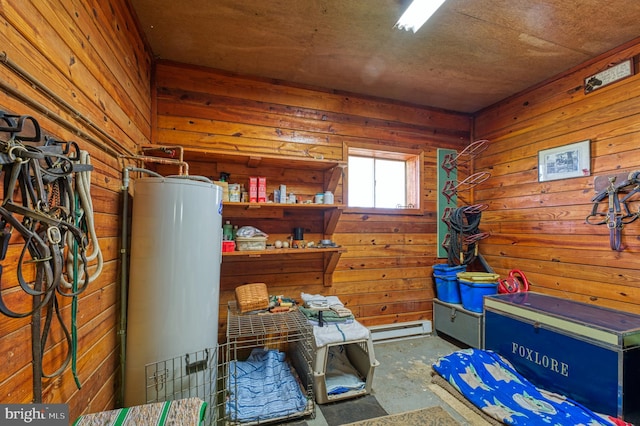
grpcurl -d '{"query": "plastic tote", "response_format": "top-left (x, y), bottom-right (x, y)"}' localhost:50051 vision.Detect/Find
top-left (433, 263), bottom-right (466, 277)
top-left (432, 264), bottom-right (466, 303)
top-left (434, 274), bottom-right (461, 303)
top-left (457, 272), bottom-right (500, 313)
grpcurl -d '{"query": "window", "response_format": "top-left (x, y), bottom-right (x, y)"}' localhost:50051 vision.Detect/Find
top-left (345, 144), bottom-right (423, 213)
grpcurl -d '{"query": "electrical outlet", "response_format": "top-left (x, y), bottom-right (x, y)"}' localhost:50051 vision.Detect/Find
top-left (584, 59), bottom-right (633, 93)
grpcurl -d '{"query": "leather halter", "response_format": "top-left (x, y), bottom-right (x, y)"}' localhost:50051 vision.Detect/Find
top-left (0, 111), bottom-right (93, 398)
top-left (586, 171), bottom-right (640, 251)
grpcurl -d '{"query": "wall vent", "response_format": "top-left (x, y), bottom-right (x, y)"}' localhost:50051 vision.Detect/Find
top-left (369, 320), bottom-right (432, 343)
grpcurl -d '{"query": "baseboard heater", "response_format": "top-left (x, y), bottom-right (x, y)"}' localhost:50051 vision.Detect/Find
top-left (368, 320), bottom-right (432, 342)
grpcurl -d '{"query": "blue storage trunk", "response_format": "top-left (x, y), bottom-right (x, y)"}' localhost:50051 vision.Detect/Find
top-left (484, 292), bottom-right (640, 423)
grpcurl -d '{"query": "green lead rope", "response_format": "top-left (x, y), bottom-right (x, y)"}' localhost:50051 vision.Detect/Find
top-left (71, 192), bottom-right (82, 389)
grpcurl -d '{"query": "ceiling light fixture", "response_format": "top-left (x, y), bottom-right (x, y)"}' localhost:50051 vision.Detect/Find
top-left (394, 0), bottom-right (447, 33)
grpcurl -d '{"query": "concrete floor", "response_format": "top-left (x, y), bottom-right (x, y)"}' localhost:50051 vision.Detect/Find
top-left (305, 334), bottom-right (492, 425)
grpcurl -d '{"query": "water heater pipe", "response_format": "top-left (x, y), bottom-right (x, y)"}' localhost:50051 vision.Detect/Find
top-left (118, 153), bottom-right (189, 176)
top-left (117, 166), bottom-right (163, 407)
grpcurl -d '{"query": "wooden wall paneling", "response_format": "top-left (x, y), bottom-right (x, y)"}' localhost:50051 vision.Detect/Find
top-left (474, 38), bottom-right (640, 140)
top-left (0, 1), bottom-right (147, 152)
top-left (0, 0), bottom-right (152, 419)
top-left (154, 62), bottom-right (471, 344)
top-left (156, 88), bottom-right (470, 146)
top-left (473, 38), bottom-right (640, 312)
top-left (155, 61), bottom-right (472, 131)
top-left (36, 0), bottom-right (151, 129)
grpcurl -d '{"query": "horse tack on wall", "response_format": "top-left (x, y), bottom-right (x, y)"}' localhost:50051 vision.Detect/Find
top-left (0, 111), bottom-right (102, 402)
top-left (436, 139), bottom-right (491, 264)
top-left (586, 170), bottom-right (640, 251)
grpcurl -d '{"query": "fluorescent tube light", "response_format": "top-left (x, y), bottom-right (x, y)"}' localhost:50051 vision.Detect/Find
top-left (394, 0), bottom-right (447, 33)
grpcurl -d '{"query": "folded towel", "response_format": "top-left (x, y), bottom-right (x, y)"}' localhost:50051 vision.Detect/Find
top-left (313, 321), bottom-right (371, 347)
top-left (301, 292), bottom-right (343, 308)
top-left (299, 306), bottom-right (354, 323)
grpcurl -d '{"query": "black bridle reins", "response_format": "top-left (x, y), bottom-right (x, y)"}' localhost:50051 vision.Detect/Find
top-left (0, 111), bottom-right (93, 400)
top-left (586, 171), bottom-right (640, 251)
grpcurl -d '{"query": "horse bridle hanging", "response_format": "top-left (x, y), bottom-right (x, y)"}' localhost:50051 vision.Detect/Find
top-left (0, 110), bottom-right (95, 401)
top-left (586, 171), bottom-right (640, 251)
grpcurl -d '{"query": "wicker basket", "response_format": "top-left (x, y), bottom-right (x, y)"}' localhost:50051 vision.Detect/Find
top-left (235, 283), bottom-right (270, 313)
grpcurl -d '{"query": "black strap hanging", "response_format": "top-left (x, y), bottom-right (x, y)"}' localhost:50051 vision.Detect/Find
top-left (0, 111), bottom-right (94, 402)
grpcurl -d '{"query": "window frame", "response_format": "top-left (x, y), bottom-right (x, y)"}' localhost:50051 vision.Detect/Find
top-left (343, 142), bottom-right (424, 215)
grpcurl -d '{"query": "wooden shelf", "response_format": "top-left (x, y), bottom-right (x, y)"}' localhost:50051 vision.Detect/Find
top-left (223, 202), bottom-right (344, 211)
top-left (183, 148), bottom-right (346, 192)
top-left (223, 247), bottom-right (345, 287)
top-left (223, 203), bottom-right (344, 235)
top-left (223, 246), bottom-right (344, 257)
top-left (176, 147), bottom-right (347, 286)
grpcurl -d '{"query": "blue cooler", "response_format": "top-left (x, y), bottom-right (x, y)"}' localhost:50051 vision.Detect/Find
top-left (456, 272), bottom-right (499, 313)
top-left (432, 264), bottom-right (466, 303)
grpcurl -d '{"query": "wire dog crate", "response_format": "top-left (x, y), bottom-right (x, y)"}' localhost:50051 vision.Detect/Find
top-left (145, 347), bottom-right (218, 425)
top-left (213, 302), bottom-right (315, 425)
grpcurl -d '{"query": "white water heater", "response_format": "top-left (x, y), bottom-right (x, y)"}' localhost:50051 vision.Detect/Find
top-left (124, 176), bottom-right (222, 407)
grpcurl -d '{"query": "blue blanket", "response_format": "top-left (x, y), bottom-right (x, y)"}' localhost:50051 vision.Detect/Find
top-left (433, 349), bottom-right (630, 426)
top-left (226, 349), bottom-right (309, 423)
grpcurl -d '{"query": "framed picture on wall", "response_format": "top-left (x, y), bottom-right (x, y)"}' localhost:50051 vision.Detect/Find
top-left (538, 140), bottom-right (591, 182)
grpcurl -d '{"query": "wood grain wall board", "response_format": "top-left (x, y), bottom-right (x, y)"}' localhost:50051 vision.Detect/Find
top-left (480, 79), bottom-right (640, 156)
top-left (155, 62), bottom-right (473, 349)
top-left (337, 255), bottom-right (436, 271)
top-left (65, 337), bottom-right (119, 415)
top-left (0, 5), bottom-right (148, 152)
top-left (156, 87), bottom-right (471, 142)
top-left (481, 206), bottom-right (598, 223)
top-left (480, 220), bottom-right (617, 236)
top-left (154, 129), bottom-right (344, 162)
top-left (336, 232), bottom-right (436, 245)
top-left (480, 243), bottom-right (640, 269)
top-left (475, 113), bottom-right (640, 179)
top-left (485, 232), bottom-right (640, 252)
top-left (474, 40), bottom-right (640, 138)
top-left (332, 266), bottom-right (435, 283)
top-left (336, 219), bottom-right (436, 235)
top-left (0, 0), bottom-right (151, 418)
top-left (222, 257), bottom-right (325, 275)
top-left (221, 271), bottom-right (324, 288)
top-left (0, 305), bottom-right (117, 404)
top-left (0, 280), bottom-right (118, 385)
top-left (35, 0), bottom-right (150, 124)
top-left (155, 62), bottom-right (473, 130)
top-left (337, 244), bottom-right (437, 259)
top-left (329, 276), bottom-right (434, 295)
top-left (475, 39), bottom-right (640, 313)
top-left (41, 308), bottom-right (119, 405)
top-left (357, 311), bottom-right (432, 328)
top-left (66, 0), bottom-right (153, 110)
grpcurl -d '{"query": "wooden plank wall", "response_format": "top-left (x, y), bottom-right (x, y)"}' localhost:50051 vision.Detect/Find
top-left (153, 61), bottom-right (471, 337)
top-left (473, 37), bottom-right (640, 313)
top-left (0, 0), bottom-right (151, 419)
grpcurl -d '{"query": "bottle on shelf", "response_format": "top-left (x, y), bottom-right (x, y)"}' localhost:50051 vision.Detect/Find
top-left (223, 220), bottom-right (233, 240)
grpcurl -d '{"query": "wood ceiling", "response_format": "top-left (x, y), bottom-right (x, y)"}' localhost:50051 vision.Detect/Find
top-left (130, 0), bottom-right (640, 113)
